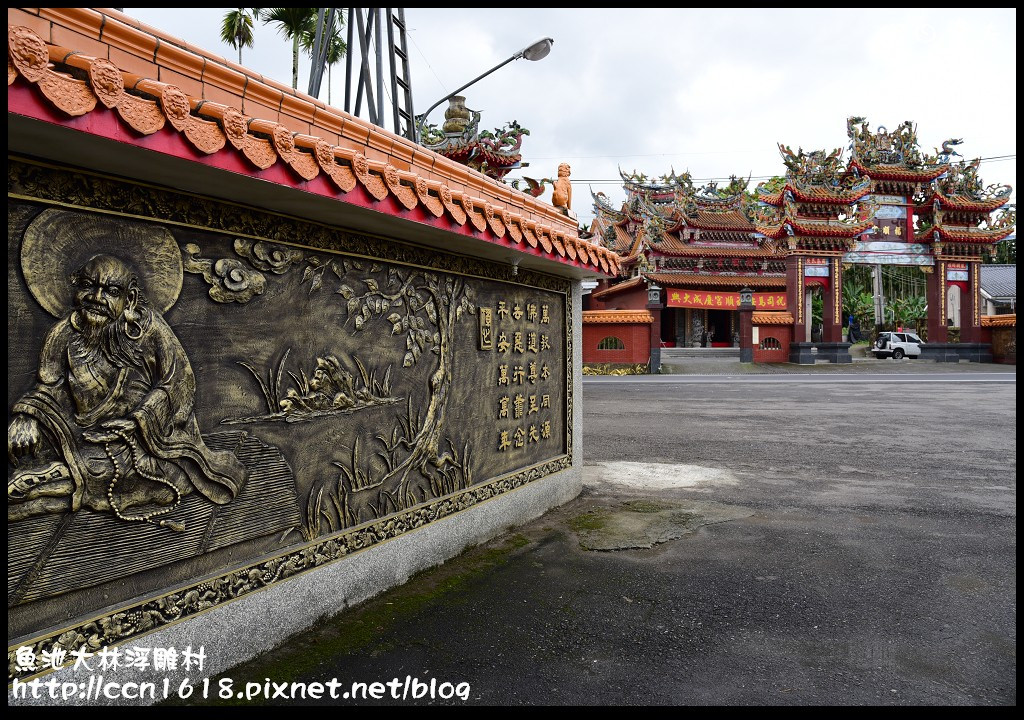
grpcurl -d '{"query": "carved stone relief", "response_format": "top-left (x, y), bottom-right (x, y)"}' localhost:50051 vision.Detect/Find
top-left (7, 161), bottom-right (572, 677)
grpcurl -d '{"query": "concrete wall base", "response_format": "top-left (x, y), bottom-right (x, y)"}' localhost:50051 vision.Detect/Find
top-left (9, 466), bottom-right (582, 706)
top-left (919, 343), bottom-right (993, 363)
top-left (789, 342), bottom-right (852, 364)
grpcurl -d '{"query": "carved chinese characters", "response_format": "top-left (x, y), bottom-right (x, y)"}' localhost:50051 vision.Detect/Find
top-left (7, 165), bottom-right (571, 674)
top-left (492, 299), bottom-right (560, 457)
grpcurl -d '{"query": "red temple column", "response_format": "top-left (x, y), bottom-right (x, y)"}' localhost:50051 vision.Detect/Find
top-left (925, 260), bottom-right (948, 343)
top-left (785, 254), bottom-right (804, 342)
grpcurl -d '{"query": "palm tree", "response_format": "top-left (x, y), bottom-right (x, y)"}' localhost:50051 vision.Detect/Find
top-left (220, 8), bottom-right (260, 65)
top-left (262, 7), bottom-right (316, 90)
top-left (301, 12), bottom-right (347, 103)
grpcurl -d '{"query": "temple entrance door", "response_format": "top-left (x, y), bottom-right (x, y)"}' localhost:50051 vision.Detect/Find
top-left (707, 309), bottom-right (732, 347)
top-left (660, 308), bottom-right (678, 347)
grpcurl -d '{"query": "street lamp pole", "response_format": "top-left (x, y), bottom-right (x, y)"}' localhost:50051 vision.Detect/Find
top-left (414, 37), bottom-right (554, 144)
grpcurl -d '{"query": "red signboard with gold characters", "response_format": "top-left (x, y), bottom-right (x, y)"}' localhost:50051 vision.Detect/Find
top-left (666, 289), bottom-right (787, 310)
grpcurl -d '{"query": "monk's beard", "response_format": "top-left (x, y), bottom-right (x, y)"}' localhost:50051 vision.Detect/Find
top-left (70, 309), bottom-right (147, 370)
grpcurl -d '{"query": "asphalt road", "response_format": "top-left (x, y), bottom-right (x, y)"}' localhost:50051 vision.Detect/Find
top-left (205, 376), bottom-right (1016, 706)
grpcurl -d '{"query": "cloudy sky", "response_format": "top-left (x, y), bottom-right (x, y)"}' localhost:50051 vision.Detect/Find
top-left (122, 8), bottom-right (1016, 227)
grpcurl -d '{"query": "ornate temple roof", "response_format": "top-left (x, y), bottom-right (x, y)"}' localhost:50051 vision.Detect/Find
top-left (757, 145), bottom-right (873, 207)
top-left (589, 275), bottom-right (646, 300)
top-left (7, 11), bottom-right (620, 278)
top-left (751, 193), bottom-right (875, 242)
top-left (846, 116), bottom-right (950, 183)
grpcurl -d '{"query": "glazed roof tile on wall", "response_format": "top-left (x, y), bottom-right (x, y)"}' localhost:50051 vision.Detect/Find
top-left (582, 310), bottom-right (654, 324)
top-left (7, 10), bottom-right (620, 277)
top-left (980, 314), bottom-right (1015, 327)
top-left (752, 312), bottom-right (794, 325)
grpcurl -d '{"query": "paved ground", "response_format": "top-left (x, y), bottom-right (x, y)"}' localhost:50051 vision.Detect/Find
top-left (187, 364), bottom-right (1016, 706)
top-left (658, 352), bottom-right (1018, 375)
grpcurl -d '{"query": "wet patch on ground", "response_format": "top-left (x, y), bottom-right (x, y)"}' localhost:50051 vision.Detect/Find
top-left (568, 498), bottom-right (754, 551)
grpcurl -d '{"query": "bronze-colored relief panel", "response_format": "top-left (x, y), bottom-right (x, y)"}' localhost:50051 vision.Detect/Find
top-left (7, 160), bottom-right (572, 678)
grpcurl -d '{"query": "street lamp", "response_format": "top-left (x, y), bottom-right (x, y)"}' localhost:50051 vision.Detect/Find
top-left (414, 37), bottom-right (554, 144)
top-left (739, 287), bottom-right (754, 307)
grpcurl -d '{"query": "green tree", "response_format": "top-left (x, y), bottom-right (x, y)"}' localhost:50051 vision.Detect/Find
top-left (301, 11), bottom-right (347, 103)
top-left (890, 295), bottom-right (926, 331)
top-left (262, 7), bottom-right (316, 90)
top-left (986, 235), bottom-right (1016, 264)
top-left (220, 8), bottom-right (260, 65)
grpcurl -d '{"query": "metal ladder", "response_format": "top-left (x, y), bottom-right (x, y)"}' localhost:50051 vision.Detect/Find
top-left (308, 8), bottom-right (416, 142)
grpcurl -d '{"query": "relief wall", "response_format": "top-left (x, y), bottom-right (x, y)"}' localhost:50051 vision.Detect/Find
top-left (7, 160), bottom-right (572, 680)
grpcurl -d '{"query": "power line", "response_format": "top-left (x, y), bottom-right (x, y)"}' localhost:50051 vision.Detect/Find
top-left (513, 154), bottom-right (1016, 188)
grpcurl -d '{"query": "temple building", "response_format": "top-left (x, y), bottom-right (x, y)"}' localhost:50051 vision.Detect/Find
top-left (586, 170), bottom-right (779, 350)
top-left (582, 117), bottom-right (1015, 370)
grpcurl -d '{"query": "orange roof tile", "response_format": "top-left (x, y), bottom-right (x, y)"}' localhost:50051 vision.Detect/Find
top-left (7, 17), bottom-right (620, 277)
top-left (645, 273), bottom-right (786, 288)
top-left (752, 311), bottom-right (794, 324)
top-left (582, 310), bottom-right (655, 324)
top-left (651, 241), bottom-right (774, 258)
top-left (981, 314), bottom-right (1016, 327)
top-left (934, 225), bottom-right (1015, 244)
top-left (589, 275), bottom-right (646, 300)
top-left (692, 209), bottom-right (753, 231)
top-left (850, 158), bottom-right (947, 182)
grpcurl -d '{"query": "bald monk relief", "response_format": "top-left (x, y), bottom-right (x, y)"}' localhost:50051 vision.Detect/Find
top-left (8, 211), bottom-right (246, 528)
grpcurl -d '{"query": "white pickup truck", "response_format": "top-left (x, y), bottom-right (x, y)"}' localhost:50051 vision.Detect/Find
top-left (873, 331), bottom-right (924, 359)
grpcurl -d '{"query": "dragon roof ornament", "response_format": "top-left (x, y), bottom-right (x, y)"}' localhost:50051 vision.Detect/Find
top-left (936, 158), bottom-right (1013, 203)
top-left (419, 103), bottom-right (530, 182)
top-left (590, 187), bottom-right (626, 221)
top-left (846, 115), bottom-right (949, 171)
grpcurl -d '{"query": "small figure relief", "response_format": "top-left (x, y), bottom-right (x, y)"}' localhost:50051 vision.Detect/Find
top-left (9, 210), bottom-right (247, 527)
top-left (223, 349), bottom-right (399, 425)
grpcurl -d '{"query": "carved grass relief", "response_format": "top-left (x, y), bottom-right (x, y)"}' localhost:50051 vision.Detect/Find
top-left (7, 161), bottom-right (572, 678)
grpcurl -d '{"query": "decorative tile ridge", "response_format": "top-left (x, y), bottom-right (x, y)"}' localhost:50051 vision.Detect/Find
top-left (7, 24), bottom-right (623, 277)
top-left (933, 225), bottom-right (1015, 243)
top-left (28, 8), bottom-right (578, 233)
top-left (850, 158), bottom-right (947, 182)
top-left (980, 314), bottom-right (1015, 328)
top-left (582, 310), bottom-right (654, 324)
top-left (589, 275), bottom-right (646, 300)
top-left (645, 273), bottom-right (787, 288)
top-left (752, 311), bottom-right (794, 324)
top-left (8, 25), bottom-right (96, 116)
top-left (933, 191), bottom-right (1011, 213)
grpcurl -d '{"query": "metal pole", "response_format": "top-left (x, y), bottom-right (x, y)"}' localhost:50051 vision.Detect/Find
top-left (414, 54), bottom-right (520, 143)
top-left (374, 9), bottom-right (384, 127)
top-left (873, 264), bottom-right (884, 329)
top-left (344, 8), bottom-right (354, 113)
